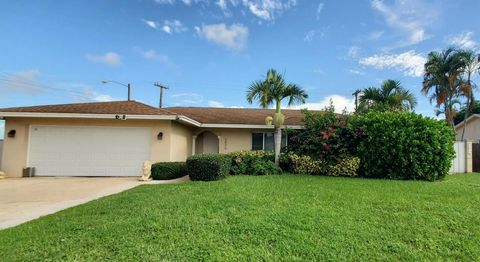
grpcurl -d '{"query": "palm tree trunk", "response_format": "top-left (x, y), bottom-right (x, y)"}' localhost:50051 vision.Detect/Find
top-left (461, 75), bottom-right (472, 141)
top-left (274, 126), bottom-right (281, 165)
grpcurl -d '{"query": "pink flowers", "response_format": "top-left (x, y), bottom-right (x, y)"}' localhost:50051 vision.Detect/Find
top-left (323, 143), bottom-right (331, 150)
top-left (320, 131), bottom-right (329, 140)
top-left (339, 120), bottom-right (348, 126)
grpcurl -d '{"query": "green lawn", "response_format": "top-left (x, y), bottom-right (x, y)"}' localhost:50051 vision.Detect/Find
top-left (1, 174), bottom-right (480, 261)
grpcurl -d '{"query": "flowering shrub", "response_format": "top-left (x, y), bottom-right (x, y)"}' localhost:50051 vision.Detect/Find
top-left (287, 106), bottom-right (363, 165)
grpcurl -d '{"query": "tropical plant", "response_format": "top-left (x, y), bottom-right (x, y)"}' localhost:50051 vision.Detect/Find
top-left (454, 100), bottom-right (480, 125)
top-left (357, 80), bottom-right (417, 113)
top-left (246, 69), bottom-right (308, 165)
top-left (458, 49), bottom-right (480, 139)
top-left (422, 47), bottom-right (466, 127)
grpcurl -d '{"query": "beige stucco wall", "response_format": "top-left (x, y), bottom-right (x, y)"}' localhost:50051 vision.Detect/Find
top-left (170, 121), bottom-right (193, 161)
top-left (1, 117), bottom-right (175, 177)
top-left (194, 128), bottom-right (268, 154)
top-left (455, 117), bottom-right (480, 141)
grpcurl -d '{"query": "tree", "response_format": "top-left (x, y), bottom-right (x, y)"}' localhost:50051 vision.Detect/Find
top-left (422, 47), bottom-right (466, 127)
top-left (458, 49), bottom-right (480, 140)
top-left (246, 69), bottom-right (308, 165)
top-left (454, 100), bottom-right (480, 125)
top-left (357, 80), bottom-right (417, 113)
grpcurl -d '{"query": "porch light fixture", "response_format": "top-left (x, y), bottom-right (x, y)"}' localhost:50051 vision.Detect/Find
top-left (157, 132), bottom-right (163, 140)
top-left (7, 130), bottom-right (16, 138)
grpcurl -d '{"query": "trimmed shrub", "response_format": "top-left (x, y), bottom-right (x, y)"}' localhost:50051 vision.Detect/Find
top-left (281, 152), bottom-right (359, 177)
top-left (280, 152), bottom-right (325, 175)
top-left (187, 154), bottom-right (232, 181)
top-left (229, 150), bottom-right (278, 175)
top-left (329, 157), bottom-right (360, 177)
top-left (355, 112), bottom-right (455, 181)
top-left (151, 162), bottom-right (187, 180)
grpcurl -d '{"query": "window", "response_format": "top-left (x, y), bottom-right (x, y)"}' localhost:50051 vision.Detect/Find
top-left (251, 133), bottom-right (263, 150)
top-left (251, 132), bottom-right (289, 151)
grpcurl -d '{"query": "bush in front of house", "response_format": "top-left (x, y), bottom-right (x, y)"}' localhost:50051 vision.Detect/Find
top-left (186, 153), bottom-right (232, 181)
top-left (151, 162), bottom-right (187, 180)
top-left (287, 106), bottom-right (362, 166)
top-left (355, 111), bottom-right (455, 181)
top-left (229, 150), bottom-right (280, 175)
top-left (328, 157), bottom-right (360, 177)
top-left (280, 152), bottom-right (359, 177)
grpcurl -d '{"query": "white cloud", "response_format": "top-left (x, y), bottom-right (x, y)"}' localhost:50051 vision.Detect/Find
top-left (142, 19), bottom-right (158, 29)
top-left (138, 49), bottom-right (169, 63)
top-left (448, 31), bottom-right (477, 49)
top-left (217, 0), bottom-right (228, 10)
top-left (370, 0), bottom-right (435, 45)
top-left (162, 20), bottom-right (187, 34)
top-left (368, 30), bottom-right (384, 40)
top-left (349, 69), bottom-right (366, 76)
top-left (171, 93), bottom-right (203, 105)
top-left (359, 50), bottom-right (426, 77)
top-left (242, 0), bottom-right (297, 21)
top-left (196, 23), bottom-right (248, 50)
top-left (316, 3), bottom-right (324, 20)
top-left (348, 46), bottom-right (361, 58)
top-left (85, 52), bottom-right (121, 66)
top-left (0, 69), bottom-right (42, 94)
top-left (303, 26), bottom-right (329, 42)
top-left (208, 100), bottom-right (225, 107)
top-left (289, 94), bottom-right (355, 113)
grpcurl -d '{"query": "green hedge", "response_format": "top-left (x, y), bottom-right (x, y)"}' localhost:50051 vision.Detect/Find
top-left (186, 154), bottom-right (232, 181)
top-left (229, 150), bottom-right (281, 175)
top-left (280, 152), bottom-right (359, 177)
top-left (356, 112), bottom-right (455, 181)
top-left (151, 162), bottom-right (187, 180)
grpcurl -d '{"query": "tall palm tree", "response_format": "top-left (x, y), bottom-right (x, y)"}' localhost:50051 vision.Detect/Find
top-left (458, 49), bottom-right (480, 140)
top-left (357, 80), bottom-right (417, 113)
top-left (422, 47), bottom-right (466, 127)
top-left (247, 69), bottom-right (308, 164)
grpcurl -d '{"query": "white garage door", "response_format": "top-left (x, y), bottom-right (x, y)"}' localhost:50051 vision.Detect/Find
top-left (28, 126), bottom-right (151, 177)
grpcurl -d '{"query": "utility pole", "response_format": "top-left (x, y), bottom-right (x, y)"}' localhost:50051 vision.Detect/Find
top-left (154, 82), bottom-right (169, 108)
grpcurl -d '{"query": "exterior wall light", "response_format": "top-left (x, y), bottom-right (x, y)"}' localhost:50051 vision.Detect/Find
top-left (157, 132), bottom-right (163, 140)
top-left (7, 130), bottom-right (16, 138)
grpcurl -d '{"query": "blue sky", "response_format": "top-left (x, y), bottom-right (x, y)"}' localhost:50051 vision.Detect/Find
top-left (1, 0), bottom-right (480, 138)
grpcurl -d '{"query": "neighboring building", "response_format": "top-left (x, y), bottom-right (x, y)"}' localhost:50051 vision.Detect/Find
top-left (0, 101), bottom-right (307, 177)
top-left (454, 114), bottom-right (480, 142)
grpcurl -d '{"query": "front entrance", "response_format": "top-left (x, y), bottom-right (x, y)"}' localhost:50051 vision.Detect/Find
top-left (194, 131), bottom-right (219, 154)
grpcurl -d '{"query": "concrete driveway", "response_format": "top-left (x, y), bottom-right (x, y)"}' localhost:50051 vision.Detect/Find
top-left (0, 177), bottom-right (141, 229)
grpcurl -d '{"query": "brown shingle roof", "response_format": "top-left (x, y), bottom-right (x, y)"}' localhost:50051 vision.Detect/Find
top-left (167, 107), bottom-right (308, 126)
top-left (0, 101), bottom-right (176, 115)
top-left (0, 101), bottom-right (314, 126)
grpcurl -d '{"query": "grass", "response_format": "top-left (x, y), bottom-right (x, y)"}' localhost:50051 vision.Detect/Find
top-left (1, 174), bottom-right (480, 261)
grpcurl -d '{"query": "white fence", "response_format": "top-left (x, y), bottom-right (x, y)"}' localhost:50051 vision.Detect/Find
top-left (450, 141), bottom-right (471, 173)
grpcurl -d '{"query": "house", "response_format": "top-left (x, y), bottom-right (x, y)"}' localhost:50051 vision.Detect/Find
top-left (454, 114), bottom-right (480, 142)
top-left (0, 100), bottom-right (307, 177)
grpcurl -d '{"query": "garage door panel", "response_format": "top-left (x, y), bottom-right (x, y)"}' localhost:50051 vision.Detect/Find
top-left (28, 126), bottom-right (151, 177)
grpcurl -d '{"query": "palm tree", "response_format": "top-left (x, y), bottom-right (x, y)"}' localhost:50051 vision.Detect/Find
top-left (422, 47), bottom-right (466, 127)
top-left (357, 80), bottom-right (417, 113)
top-left (458, 49), bottom-right (480, 140)
top-left (247, 69), bottom-right (308, 165)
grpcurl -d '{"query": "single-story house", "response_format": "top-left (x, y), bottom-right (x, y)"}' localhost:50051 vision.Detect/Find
top-left (454, 114), bottom-right (480, 142)
top-left (0, 100), bottom-right (307, 177)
